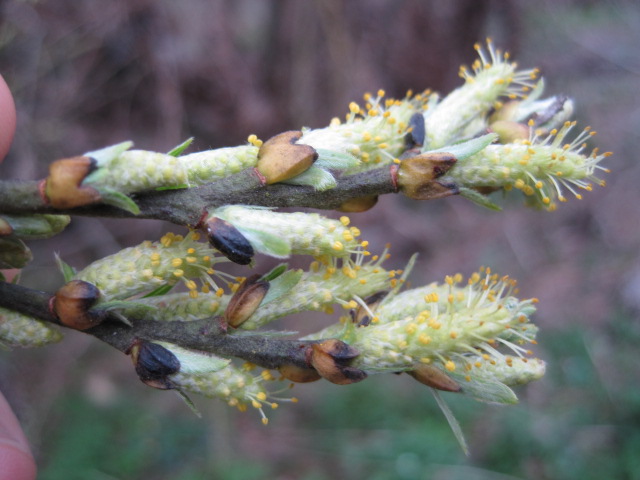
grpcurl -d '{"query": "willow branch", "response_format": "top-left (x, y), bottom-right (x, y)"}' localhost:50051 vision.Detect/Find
top-left (0, 281), bottom-right (317, 369)
top-left (0, 166), bottom-right (397, 226)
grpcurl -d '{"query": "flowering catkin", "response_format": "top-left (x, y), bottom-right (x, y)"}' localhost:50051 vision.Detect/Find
top-left (74, 231), bottom-right (225, 300)
top-left (0, 307), bottom-right (62, 347)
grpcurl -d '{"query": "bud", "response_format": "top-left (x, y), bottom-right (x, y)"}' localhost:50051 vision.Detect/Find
top-left (224, 274), bottom-right (269, 328)
top-left (0, 237), bottom-right (32, 269)
top-left (408, 364), bottom-right (461, 392)
top-left (256, 130), bottom-right (318, 184)
top-left (74, 231), bottom-right (223, 300)
top-left (309, 339), bottom-right (367, 385)
top-left (397, 152), bottom-right (457, 200)
top-left (210, 206), bottom-right (365, 259)
top-left (53, 280), bottom-right (103, 330)
top-left (278, 364), bottom-right (321, 383)
top-left (337, 195), bottom-right (378, 213)
top-left (489, 120), bottom-right (531, 143)
top-left (424, 39), bottom-right (538, 149)
top-left (205, 216), bottom-right (254, 265)
top-left (45, 156), bottom-right (101, 208)
top-left (0, 214), bottom-right (70, 239)
top-left (0, 306), bottom-right (63, 347)
top-left (130, 340), bottom-right (180, 390)
top-left (353, 290), bottom-right (388, 326)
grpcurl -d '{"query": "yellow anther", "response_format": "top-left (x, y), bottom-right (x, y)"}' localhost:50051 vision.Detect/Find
top-left (332, 241), bottom-right (344, 251)
top-left (445, 361), bottom-right (456, 372)
top-left (189, 290), bottom-right (199, 299)
top-left (340, 216), bottom-right (350, 226)
top-left (216, 288), bottom-right (224, 297)
top-left (349, 102), bottom-right (360, 114)
top-left (418, 334), bottom-right (432, 345)
top-left (173, 269), bottom-right (184, 277)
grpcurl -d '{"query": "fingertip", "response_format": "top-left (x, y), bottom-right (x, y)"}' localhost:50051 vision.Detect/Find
top-left (0, 443), bottom-right (37, 480)
top-left (0, 74), bottom-right (17, 162)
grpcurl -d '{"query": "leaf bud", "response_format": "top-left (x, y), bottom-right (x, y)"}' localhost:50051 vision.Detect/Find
top-left (309, 339), bottom-right (367, 385)
top-left (224, 274), bottom-right (270, 328)
top-left (45, 156), bottom-right (101, 208)
top-left (489, 120), bottom-right (531, 143)
top-left (397, 153), bottom-right (457, 200)
top-left (53, 280), bottom-right (103, 330)
top-left (129, 340), bottom-right (180, 390)
top-left (256, 131), bottom-right (318, 184)
top-left (337, 195), bottom-right (378, 213)
top-left (407, 364), bottom-right (462, 392)
top-left (277, 364), bottom-right (322, 383)
top-left (205, 216), bottom-right (254, 265)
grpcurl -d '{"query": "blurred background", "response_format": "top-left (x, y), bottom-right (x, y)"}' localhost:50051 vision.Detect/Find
top-left (1, 0), bottom-right (639, 478)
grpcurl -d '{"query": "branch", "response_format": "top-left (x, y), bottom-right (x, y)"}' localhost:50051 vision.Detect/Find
top-left (0, 166), bottom-right (398, 226)
top-left (0, 281), bottom-right (319, 370)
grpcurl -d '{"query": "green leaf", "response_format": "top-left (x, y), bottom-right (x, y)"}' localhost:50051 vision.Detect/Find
top-left (427, 133), bottom-right (497, 160)
top-left (84, 141), bottom-right (133, 167)
top-left (260, 263), bottom-right (288, 282)
top-left (450, 373), bottom-right (518, 405)
top-left (141, 284), bottom-right (175, 298)
top-left (55, 253), bottom-right (77, 282)
top-left (98, 189), bottom-right (141, 215)
top-left (458, 186), bottom-right (502, 211)
top-left (237, 227), bottom-right (291, 258)
top-left (314, 149), bottom-right (360, 170)
top-left (261, 269), bottom-right (303, 305)
top-left (432, 389), bottom-right (469, 456)
top-left (175, 389), bottom-right (202, 418)
top-left (167, 137), bottom-right (194, 157)
top-left (283, 165), bottom-right (337, 191)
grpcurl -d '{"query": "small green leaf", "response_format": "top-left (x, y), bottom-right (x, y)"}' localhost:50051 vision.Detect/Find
top-left (262, 269), bottom-right (303, 305)
top-left (450, 373), bottom-right (518, 405)
top-left (283, 165), bottom-right (337, 191)
top-left (458, 186), bottom-right (502, 211)
top-left (167, 137), bottom-right (194, 157)
top-left (98, 188), bottom-right (141, 215)
top-left (432, 389), bottom-right (469, 456)
top-left (314, 149), bottom-right (360, 169)
top-left (141, 284), bottom-right (175, 298)
top-left (238, 227), bottom-right (291, 258)
top-left (175, 389), bottom-right (202, 418)
top-left (427, 133), bottom-right (497, 160)
top-left (55, 253), bottom-right (77, 282)
top-left (84, 141), bottom-right (133, 167)
top-left (260, 263), bottom-right (288, 282)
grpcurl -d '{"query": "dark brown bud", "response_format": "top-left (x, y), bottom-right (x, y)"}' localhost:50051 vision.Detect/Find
top-left (397, 153), bottom-right (457, 200)
top-left (489, 120), bottom-right (531, 144)
top-left (45, 156), bottom-right (101, 208)
top-left (354, 290), bottom-right (388, 326)
top-left (278, 364), bottom-right (321, 383)
top-left (401, 178), bottom-right (459, 201)
top-left (309, 340), bottom-right (367, 385)
top-left (256, 130), bottom-right (318, 184)
top-left (224, 274), bottom-right (269, 328)
top-left (205, 216), bottom-right (254, 265)
top-left (405, 112), bottom-right (426, 148)
top-left (129, 340), bottom-right (180, 390)
top-left (53, 280), bottom-right (103, 330)
top-left (408, 364), bottom-right (461, 392)
top-left (337, 195), bottom-right (378, 213)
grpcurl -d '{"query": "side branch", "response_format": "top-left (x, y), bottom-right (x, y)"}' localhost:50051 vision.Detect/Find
top-left (0, 167), bottom-right (397, 225)
top-left (0, 281), bottom-right (317, 369)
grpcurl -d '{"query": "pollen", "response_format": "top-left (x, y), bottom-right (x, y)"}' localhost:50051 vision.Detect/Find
top-left (332, 241), bottom-right (344, 251)
top-left (445, 361), bottom-right (456, 372)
